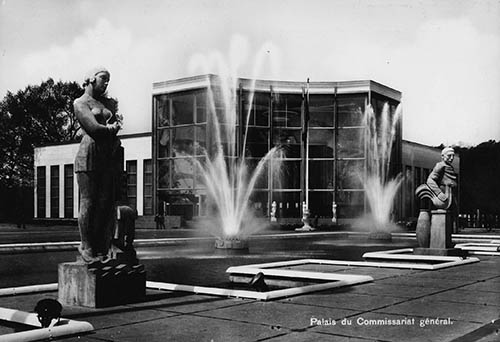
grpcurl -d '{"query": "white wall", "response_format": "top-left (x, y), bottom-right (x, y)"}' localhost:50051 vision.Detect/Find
top-left (34, 135), bottom-right (152, 218)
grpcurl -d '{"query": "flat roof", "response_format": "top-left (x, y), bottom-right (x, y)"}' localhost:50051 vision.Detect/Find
top-left (153, 74), bottom-right (401, 101)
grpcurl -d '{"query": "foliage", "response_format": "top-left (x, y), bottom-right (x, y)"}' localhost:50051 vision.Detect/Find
top-left (453, 140), bottom-right (500, 213)
top-left (0, 78), bottom-right (83, 187)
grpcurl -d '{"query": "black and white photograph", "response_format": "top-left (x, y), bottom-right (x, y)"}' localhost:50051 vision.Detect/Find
top-left (0, 0), bottom-right (499, 341)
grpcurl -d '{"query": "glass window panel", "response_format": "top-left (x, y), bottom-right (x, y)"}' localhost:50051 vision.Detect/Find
top-left (337, 159), bottom-right (364, 189)
top-left (156, 94), bottom-right (170, 127)
top-left (50, 165), bottom-right (59, 218)
top-left (216, 124), bottom-right (239, 156)
top-left (309, 160), bottom-right (334, 189)
top-left (309, 192), bottom-right (335, 217)
top-left (337, 95), bottom-right (365, 127)
top-left (195, 92), bottom-right (207, 123)
top-left (143, 159), bottom-right (153, 214)
top-left (126, 161), bottom-right (137, 210)
top-left (309, 129), bottom-right (334, 158)
top-left (273, 93), bottom-right (302, 127)
top-left (158, 159), bottom-right (170, 189)
top-left (193, 157), bottom-right (206, 190)
top-left (246, 158), bottom-right (269, 189)
top-left (273, 160), bottom-right (301, 189)
top-left (64, 164), bottom-right (73, 218)
top-left (172, 93), bottom-right (194, 125)
top-left (195, 126), bottom-right (207, 155)
top-left (37, 166), bottom-right (46, 218)
top-left (172, 126), bottom-right (195, 157)
top-left (272, 128), bottom-right (301, 158)
top-left (336, 191), bottom-right (365, 218)
top-left (414, 167), bottom-right (421, 187)
top-left (254, 92), bottom-right (269, 126)
top-left (245, 127), bottom-right (269, 158)
top-left (337, 128), bottom-right (364, 158)
top-left (242, 91), bottom-right (255, 127)
top-left (309, 95), bottom-right (334, 127)
top-left (210, 87), bottom-right (231, 124)
top-left (158, 129), bottom-right (170, 158)
top-left (172, 158), bottom-right (195, 189)
top-left (271, 191), bottom-right (301, 218)
top-left (249, 191), bottom-right (269, 217)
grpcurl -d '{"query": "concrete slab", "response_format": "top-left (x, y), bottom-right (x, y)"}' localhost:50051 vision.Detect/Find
top-left (408, 269), bottom-right (496, 281)
top-left (280, 292), bottom-right (406, 311)
top-left (444, 261), bottom-right (500, 275)
top-left (310, 312), bottom-right (483, 342)
top-left (263, 331), bottom-right (377, 341)
top-left (374, 275), bottom-right (476, 289)
top-left (126, 290), bottom-right (250, 314)
top-left (195, 301), bottom-right (360, 330)
top-left (460, 280), bottom-right (500, 293)
top-left (334, 267), bottom-right (421, 280)
top-left (89, 313), bottom-right (284, 342)
top-left (344, 282), bottom-right (443, 298)
top-left (375, 298), bottom-right (499, 324)
top-left (425, 288), bottom-right (500, 307)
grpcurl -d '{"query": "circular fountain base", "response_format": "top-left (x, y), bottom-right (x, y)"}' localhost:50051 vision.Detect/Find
top-left (214, 238), bottom-right (249, 254)
top-left (368, 231), bottom-right (393, 242)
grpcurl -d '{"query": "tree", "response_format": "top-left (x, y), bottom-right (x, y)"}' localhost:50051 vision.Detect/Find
top-left (456, 140), bottom-right (500, 214)
top-left (0, 78), bottom-right (83, 188)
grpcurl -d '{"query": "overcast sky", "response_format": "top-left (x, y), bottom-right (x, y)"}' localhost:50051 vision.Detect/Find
top-left (1, 0), bottom-right (499, 146)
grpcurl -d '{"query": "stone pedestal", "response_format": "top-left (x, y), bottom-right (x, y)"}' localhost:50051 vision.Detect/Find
top-left (58, 260), bottom-right (146, 308)
top-left (429, 209), bottom-right (452, 249)
top-left (413, 209), bottom-right (465, 257)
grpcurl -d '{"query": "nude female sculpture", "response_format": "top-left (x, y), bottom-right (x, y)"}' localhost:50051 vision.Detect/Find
top-left (74, 67), bottom-right (122, 263)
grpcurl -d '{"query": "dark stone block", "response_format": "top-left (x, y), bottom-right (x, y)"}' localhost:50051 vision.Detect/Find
top-left (58, 261), bottom-right (146, 308)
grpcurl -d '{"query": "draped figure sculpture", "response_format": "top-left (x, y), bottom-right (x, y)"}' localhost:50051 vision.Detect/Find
top-left (74, 67), bottom-right (123, 263)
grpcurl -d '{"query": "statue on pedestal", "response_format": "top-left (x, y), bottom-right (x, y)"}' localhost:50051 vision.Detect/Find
top-left (59, 67), bottom-right (144, 308)
top-left (415, 147), bottom-right (459, 253)
top-left (74, 67), bottom-right (124, 263)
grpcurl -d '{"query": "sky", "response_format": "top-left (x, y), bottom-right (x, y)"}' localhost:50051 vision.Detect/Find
top-left (1, 0), bottom-right (499, 147)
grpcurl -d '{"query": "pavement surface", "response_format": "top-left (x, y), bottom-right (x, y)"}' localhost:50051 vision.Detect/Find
top-left (0, 223), bottom-right (499, 342)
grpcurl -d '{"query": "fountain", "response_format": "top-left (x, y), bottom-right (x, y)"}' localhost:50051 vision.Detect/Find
top-left (189, 39), bottom-right (282, 251)
top-left (364, 103), bottom-right (403, 240)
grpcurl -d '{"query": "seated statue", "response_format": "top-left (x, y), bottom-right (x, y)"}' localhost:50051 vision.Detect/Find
top-left (415, 147), bottom-right (457, 210)
top-left (111, 205), bottom-right (138, 263)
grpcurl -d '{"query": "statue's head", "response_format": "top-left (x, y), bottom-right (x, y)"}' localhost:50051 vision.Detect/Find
top-left (83, 67), bottom-right (110, 96)
top-left (441, 147), bottom-right (455, 165)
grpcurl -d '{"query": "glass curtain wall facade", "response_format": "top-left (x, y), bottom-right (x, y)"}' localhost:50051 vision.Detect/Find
top-left (153, 76), bottom-right (401, 222)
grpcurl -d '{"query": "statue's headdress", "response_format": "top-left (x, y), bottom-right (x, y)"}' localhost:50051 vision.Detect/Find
top-left (441, 147), bottom-right (454, 156)
top-left (83, 66), bottom-right (109, 87)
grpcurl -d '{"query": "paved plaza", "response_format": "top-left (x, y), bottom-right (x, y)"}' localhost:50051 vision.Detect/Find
top-left (0, 224), bottom-right (499, 341)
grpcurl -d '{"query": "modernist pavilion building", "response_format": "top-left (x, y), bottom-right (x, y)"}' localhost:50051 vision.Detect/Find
top-left (33, 75), bottom-right (458, 226)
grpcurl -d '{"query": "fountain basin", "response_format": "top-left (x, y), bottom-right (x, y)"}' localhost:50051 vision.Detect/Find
top-left (368, 231), bottom-right (392, 242)
top-left (214, 238), bottom-right (249, 252)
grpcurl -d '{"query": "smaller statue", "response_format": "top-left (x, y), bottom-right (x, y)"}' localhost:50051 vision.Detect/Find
top-left (331, 202), bottom-right (337, 224)
top-left (110, 205), bottom-right (138, 264)
top-left (415, 147), bottom-right (457, 209)
top-left (295, 201), bottom-right (315, 231)
top-left (270, 201), bottom-right (277, 222)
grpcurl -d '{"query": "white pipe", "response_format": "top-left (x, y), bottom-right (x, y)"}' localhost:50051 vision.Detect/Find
top-left (0, 307), bottom-right (93, 342)
top-left (0, 284), bottom-right (57, 297)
